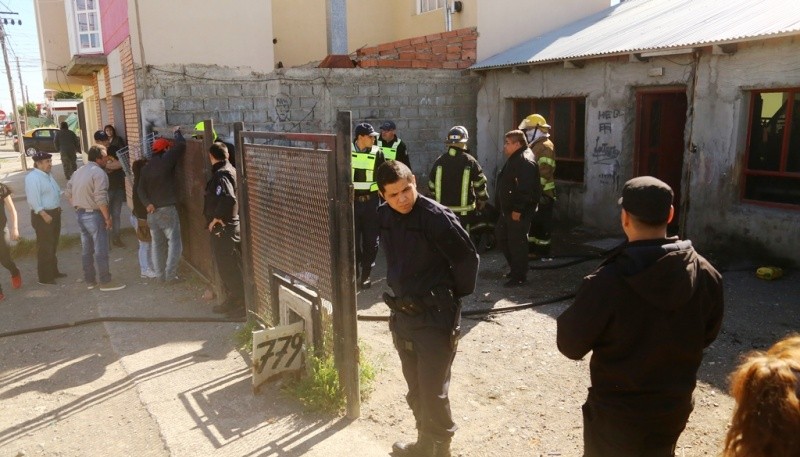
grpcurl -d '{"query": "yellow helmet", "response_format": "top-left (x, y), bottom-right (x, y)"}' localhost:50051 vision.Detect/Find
top-left (518, 114), bottom-right (551, 131)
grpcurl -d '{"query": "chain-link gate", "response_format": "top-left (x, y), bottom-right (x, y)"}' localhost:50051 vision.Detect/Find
top-left (234, 112), bottom-right (360, 418)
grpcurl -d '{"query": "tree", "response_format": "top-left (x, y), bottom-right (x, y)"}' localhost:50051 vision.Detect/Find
top-left (55, 91), bottom-right (82, 100)
top-left (17, 102), bottom-right (37, 117)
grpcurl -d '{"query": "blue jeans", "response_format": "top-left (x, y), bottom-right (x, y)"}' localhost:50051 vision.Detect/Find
top-left (77, 209), bottom-right (111, 284)
top-left (147, 205), bottom-right (182, 280)
top-left (108, 187), bottom-right (125, 240)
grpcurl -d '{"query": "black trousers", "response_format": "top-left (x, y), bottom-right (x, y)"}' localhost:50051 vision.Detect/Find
top-left (353, 194), bottom-right (380, 276)
top-left (391, 305), bottom-right (458, 441)
top-left (61, 152), bottom-right (77, 180)
top-left (529, 195), bottom-right (554, 255)
top-left (31, 209), bottom-right (61, 282)
top-left (0, 223), bottom-right (19, 292)
top-left (210, 224), bottom-right (244, 307)
top-left (495, 210), bottom-right (533, 281)
top-left (582, 400), bottom-right (690, 457)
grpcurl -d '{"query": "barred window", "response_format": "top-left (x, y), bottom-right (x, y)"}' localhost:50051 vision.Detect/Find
top-left (513, 98), bottom-right (586, 183)
top-left (743, 89), bottom-right (800, 208)
top-left (419, 0), bottom-right (446, 14)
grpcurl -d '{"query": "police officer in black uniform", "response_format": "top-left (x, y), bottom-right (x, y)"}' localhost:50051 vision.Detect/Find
top-left (352, 123), bottom-right (385, 289)
top-left (376, 160), bottom-right (479, 457)
top-left (205, 142), bottom-right (245, 318)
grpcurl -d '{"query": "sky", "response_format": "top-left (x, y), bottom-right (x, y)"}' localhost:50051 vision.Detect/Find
top-left (0, 0), bottom-right (46, 118)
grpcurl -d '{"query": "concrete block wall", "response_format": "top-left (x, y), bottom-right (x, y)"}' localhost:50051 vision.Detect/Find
top-left (356, 27), bottom-right (477, 70)
top-left (142, 65), bottom-right (481, 184)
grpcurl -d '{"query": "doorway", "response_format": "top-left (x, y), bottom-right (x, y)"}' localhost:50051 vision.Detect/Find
top-left (635, 89), bottom-right (688, 232)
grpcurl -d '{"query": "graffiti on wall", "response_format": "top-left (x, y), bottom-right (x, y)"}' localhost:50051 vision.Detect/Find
top-left (274, 93), bottom-right (292, 122)
top-left (592, 109), bottom-right (624, 187)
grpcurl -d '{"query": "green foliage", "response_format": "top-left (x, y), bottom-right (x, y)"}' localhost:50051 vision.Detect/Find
top-left (233, 319), bottom-right (259, 353)
top-left (54, 91), bottom-right (82, 100)
top-left (283, 342), bottom-right (377, 413)
top-left (17, 102), bottom-right (37, 117)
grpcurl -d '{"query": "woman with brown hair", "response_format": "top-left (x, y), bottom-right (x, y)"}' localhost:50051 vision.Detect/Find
top-left (723, 334), bottom-right (800, 457)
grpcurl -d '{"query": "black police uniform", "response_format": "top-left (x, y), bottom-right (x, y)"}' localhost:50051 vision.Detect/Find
top-left (204, 160), bottom-right (245, 313)
top-left (378, 194), bottom-right (479, 444)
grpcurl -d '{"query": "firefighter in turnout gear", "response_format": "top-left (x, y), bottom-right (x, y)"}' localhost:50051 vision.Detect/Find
top-left (378, 120), bottom-right (411, 169)
top-left (519, 114), bottom-right (556, 258)
top-left (427, 126), bottom-right (489, 243)
top-left (352, 123), bottom-right (386, 290)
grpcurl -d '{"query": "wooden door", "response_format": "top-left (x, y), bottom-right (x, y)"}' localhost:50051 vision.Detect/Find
top-left (636, 90), bottom-right (687, 231)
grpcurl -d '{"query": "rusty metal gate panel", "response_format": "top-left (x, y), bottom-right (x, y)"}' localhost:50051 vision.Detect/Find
top-left (241, 138), bottom-right (336, 319)
top-left (176, 138), bottom-right (213, 280)
top-left (235, 112), bottom-right (360, 418)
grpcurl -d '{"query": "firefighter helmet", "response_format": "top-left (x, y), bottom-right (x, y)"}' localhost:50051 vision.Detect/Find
top-left (518, 113), bottom-right (551, 131)
top-left (445, 125), bottom-right (469, 144)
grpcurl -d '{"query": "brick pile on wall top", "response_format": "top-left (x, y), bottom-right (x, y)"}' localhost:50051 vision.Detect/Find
top-left (356, 27), bottom-right (477, 70)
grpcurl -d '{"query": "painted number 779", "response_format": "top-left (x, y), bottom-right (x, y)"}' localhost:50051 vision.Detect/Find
top-left (256, 333), bottom-right (304, 374)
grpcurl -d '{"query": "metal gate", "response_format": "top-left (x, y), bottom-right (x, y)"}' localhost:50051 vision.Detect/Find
top-left (234, 112), bottom-right (360, 417)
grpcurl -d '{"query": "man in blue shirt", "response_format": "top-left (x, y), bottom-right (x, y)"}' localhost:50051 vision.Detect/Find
top-left (24, 152), bottom-right (65, 285)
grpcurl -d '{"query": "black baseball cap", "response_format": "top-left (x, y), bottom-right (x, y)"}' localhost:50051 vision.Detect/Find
top-left (94, 130), bottom-right (109, 142)
top-left (379, 120), bottom-right (396, 131)
top-left (354, 123), bottom-right (379, 137)
top-left (618, 176), bottom-right (674, 223)
top-left (32, 151), bottom-right (52, 161)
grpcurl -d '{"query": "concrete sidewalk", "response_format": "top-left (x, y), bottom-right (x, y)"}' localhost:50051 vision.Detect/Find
top-left (0, 145), bottom-right (390, 456)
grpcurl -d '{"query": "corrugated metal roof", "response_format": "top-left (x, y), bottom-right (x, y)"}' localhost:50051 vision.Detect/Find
top-left (471, 0), bottom-right (800, 70)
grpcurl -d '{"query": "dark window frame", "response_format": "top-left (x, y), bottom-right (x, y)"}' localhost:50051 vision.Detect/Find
top-left (512, 97), bottom-right (586, 183)
top-left (742, 88), bottom-right (800, 209)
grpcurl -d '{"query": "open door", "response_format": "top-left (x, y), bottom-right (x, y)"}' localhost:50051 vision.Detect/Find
top-left (636, 89), bottom-right (688, 233)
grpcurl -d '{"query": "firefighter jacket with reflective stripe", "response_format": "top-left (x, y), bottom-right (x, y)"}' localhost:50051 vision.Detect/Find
top-left (377, 137), bottom-right (410, 168)
top-left (352, 143), bottom-right (384, 194)
top-left (530, 137), bottom-right (556, 198)
top-left (427, 147), bottom-right (489, 215)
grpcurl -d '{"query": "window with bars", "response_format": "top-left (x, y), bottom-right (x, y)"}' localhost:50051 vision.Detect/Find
top-left (742, 89), bottom-right (800, 208)
top-left (513, 97), bottom-right (587, 182)
top-left (74, 0), bottom-right (102, 53)
top-left (419, 0), bottom-right (446, 13)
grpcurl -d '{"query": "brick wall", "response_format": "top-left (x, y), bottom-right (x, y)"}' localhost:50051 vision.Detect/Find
top-left (355, 27), bottom-right (477, 70)
top-left (120, 38), bottom-right (141, 157)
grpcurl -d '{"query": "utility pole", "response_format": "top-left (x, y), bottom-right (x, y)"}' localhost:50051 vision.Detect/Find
top-left (16, 56), bottom-right (29, 135)
top-left (0, 13), bottom-right (26, 170)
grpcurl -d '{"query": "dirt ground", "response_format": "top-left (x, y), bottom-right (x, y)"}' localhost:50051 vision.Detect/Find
top-left (353, 223), bottom-right (799, 457)
top-left (1, 146), bottom-right (797, 456)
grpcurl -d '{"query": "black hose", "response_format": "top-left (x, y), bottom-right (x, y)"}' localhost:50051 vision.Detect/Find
top-left (357, 293), bottom-right (576, 322)
top-left (0, 315), bottom-right (246, 339)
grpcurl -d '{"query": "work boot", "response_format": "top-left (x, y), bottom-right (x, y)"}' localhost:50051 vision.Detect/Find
top-left (392, 434), bottom-right (451, 457)
top-left (360, 268), bottom-right (371, 290)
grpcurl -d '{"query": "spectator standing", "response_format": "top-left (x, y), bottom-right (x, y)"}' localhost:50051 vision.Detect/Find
top-left (95, 129), bottom-right (126, 247)
top-left (24, 152), bottom-right (65, 285)
top-left (377, 120), bottom-right (410, 168)
top-left (53, 121), bottom-right (81, 180)
top-left (494, 130), bottom-right (540, 287)
top-left (205, 142), bottom-right (245, 318)
top-left (137, 129), bottom-right (186, 284)
top-left (557, 176), bottom-right (724, 457)
top-left (130, 159), bottom-right (157, 279)
top-left (65, 145), bottom-right (126, 291)
top-left (0, 181), bottom-right (22, 298)
top-left (376, 160), bottom-right (479, 457)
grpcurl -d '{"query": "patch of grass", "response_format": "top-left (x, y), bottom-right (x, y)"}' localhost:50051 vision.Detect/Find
top-left (283, 341), bottom-right (377, 413)
top-left (233, 319), bottom-right (260, 353)
top-left (10, 234), bottom-right (81, 258)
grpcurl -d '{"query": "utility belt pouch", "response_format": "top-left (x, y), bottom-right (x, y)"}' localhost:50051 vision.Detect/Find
top-left (383, 292), bottom-right (425, 316)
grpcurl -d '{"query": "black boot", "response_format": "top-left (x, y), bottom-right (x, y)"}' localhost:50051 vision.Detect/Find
top-left (360, 268), bottom-right (371, 290)
top-left (392, 434), bottom-right (451, 457)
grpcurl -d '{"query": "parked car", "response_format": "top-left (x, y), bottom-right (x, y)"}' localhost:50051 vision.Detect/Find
top-left (19, 127), bottom-right (59, 157)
